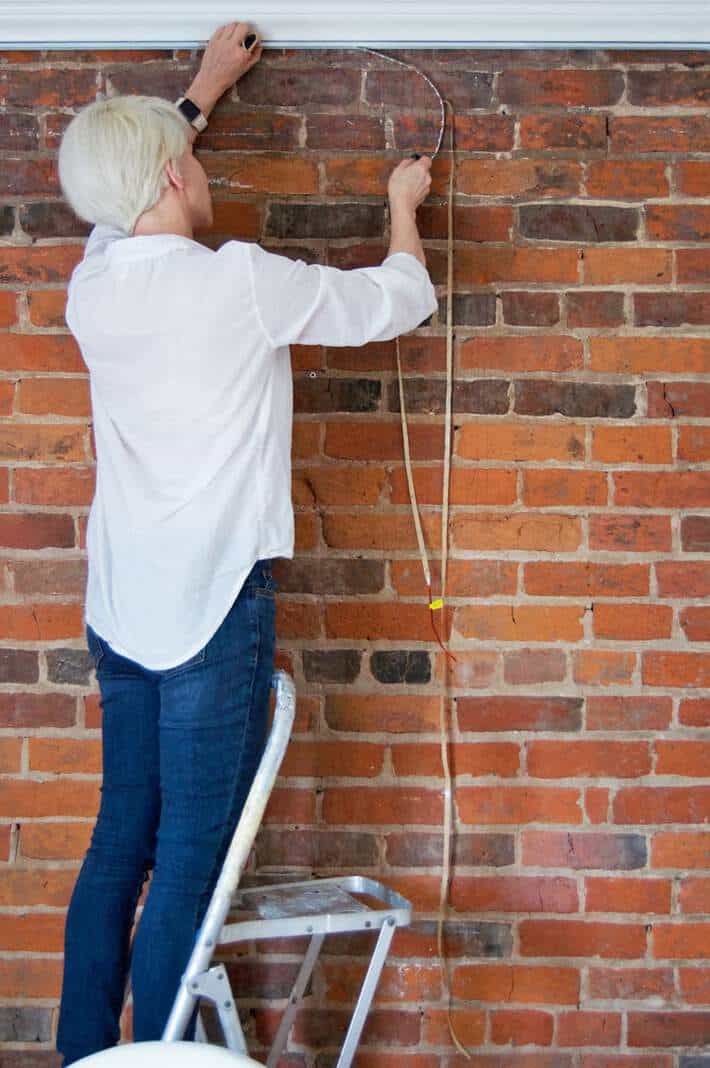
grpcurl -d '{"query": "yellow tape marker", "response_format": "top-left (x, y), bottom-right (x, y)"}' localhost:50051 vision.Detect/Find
top-left (429, 598), bottom-right (444, 611)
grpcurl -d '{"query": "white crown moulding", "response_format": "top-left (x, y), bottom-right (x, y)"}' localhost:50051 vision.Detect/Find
top-left (1, 1), bottom-right (710, 49)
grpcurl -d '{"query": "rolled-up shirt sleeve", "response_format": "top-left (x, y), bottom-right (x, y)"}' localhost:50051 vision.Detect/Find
top-left (246, 242), bottom-right (438, 349)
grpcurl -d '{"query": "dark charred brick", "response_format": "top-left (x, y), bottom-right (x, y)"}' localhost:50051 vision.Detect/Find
top-left (0, 67), bottom-right (98, 108)
top-left (0, 158), bottom-right (59, 197)
top-left (0, 1005), bottom-right (52, 1042)
top-left (45, 648), bottom-right (94, 686)
top-left (520, 113), bottom-right (607, 150)
top-left (519, 203), bottom-right (638, 242)
top-left (498, 68), bottom-right (624, 108)
top-left (0, 111), bottom-right (40, 151)
top-left (635, 292), bottom-right (710, 327)
top-left (386, 831), bottom-right (514, 868)
top-left (290, 1008), bottom-right (420, 1049)
top-left (514, 380), bottom-right (635, 418)
top-left (302, 649), bottom-right (362, 684)
top-left (438, 292), bottom-right (497, 326)
top-left (105, 65), bottom-right (195, 100)
top-left (0, 1053), bottom-right (61, 1068)
top-left (19, 201), bottom-right (91, 239)
top-left (306, 114), bottom-right (386, 150)
top-left (502, 290), bottom-right (560, 326)
top-left (226, 960), bottom-right (303, 1000)
top-left (197, 111), bottom-right (302, 151)
top-left (388, 377), bottom-right (509, 415)
top-left (567, 290), bottom-right (625, 328)
top-left (266, 202), bottom-right (384, 240)
top-left (682, 516), bottom-right (710, 553)
top-left (238, 66), bottom-right (361, 107)
top-left (414, 919), bottom-right (512, 959)
top-left (0, 649), bottom-right (39, 684)
top-left (256, 828), bottom-right (378, 869)
top-left (0, 205), bottom-right (13, 236)
top-left (628, 69), bottom-right (710, 107)
top-left (370, 650), bottom-right (431, 684)
top-left (366, 68), bottom-right (492, 110)
top-left (293, 377), bottom-right (381, 413)
top-left (274, 558), bottom-right (384, 596)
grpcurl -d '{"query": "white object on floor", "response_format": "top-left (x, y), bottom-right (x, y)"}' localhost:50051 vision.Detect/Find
top-left (73, 1040), bottom-right (262, 1066)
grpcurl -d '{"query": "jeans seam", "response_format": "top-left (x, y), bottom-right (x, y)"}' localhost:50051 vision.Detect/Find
top-left (199, 592), bottom-right (263, 909)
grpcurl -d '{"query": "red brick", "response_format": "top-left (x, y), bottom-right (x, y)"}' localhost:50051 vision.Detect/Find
top-left (615, 787), bottom-right (710, 825)
top-left (592, 603), bottom-right (672, 641)
top-left (457, 159), bottom-right (581, 198)
top-left (592, 337), bottom-right (710, 375)
top-left (460, 335), bottom-right (582, 373)
top-left (524, 563), bottom-right (649, 598)
top-left (458, 696), bottom-right (581, 733)
top-left (457, 786), bottom-right (582, 826)
top-left (653, 924), bottom-right (710, 960)
top-left (585, 161), bottom-right (669, 199)
top-left (680, 699), bottom-right (710, 727)
top-left (588, 967), bottom-right (674, 1002)
top-left (523, 469), bottom-right (608, 507)
top-left (592, 426), bottom-right (671, 465)
top-left (652, 832), bottom-right (710, 871)
top-left (557, 1012), bottom-right (621, 1047)
top-left (527, 741), bottom-right (651, 779)
top-left (572, 650), bottom-right (636, 687)
top-left (582, 247), bottom-right (671, 285)
top-left (392, 742), bottom-right (519, 778)
top-left (453, 513), bottom-right (582, 552)
top-left (452, 963), bottom-right (580, 1005)
top-left (520, 920), bottom-right (646, 959)
top-left (655, 741), bottom-right (710, 777)
top-left (643, 652), bottom-right (710, 689)
top-left (323, 787), bottom-right (443, 826)
top-left (455, 603), bottom-right (584, 642)
top-left (450, 875), bottom-right (578, 913)
top-left (679, 878), bottom-right (710, 915)
top-left (679, 967), bottom-right (710, 1004)
top-left (522, 831), bottom-right (646, 871)
top-left (587, 697), bottom-right (671, 732)
top-left (679, 426), bottom-right (710, 462)
top-left (589, 515), bottom-right (671, 553)
top-left (585, 877), bottom-right (672, 915)
top-left (490, 1008), bottom-right (554, 1046)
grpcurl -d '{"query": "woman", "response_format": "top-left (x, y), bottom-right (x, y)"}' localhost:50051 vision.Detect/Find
top-left (54, 20), bottom-right (437, 1065)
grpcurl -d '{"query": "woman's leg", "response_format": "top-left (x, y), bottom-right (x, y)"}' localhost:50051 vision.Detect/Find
top-left (56, 626), bottom-right (161, 1066)
top-left (130, 563), bottom-right (276, 1042)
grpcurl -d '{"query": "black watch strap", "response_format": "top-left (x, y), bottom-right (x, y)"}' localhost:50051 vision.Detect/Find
top-left (175, 95), bottom-right (208, 133)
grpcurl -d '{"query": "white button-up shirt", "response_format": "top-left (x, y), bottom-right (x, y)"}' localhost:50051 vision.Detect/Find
top-left (66, 225), bottom-right (438, 669)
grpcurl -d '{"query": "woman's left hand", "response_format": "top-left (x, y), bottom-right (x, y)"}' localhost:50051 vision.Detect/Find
top-left (198, 21), bottom-right (263, 95)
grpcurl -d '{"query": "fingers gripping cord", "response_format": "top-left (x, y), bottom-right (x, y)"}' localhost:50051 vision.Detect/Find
top-left (358, 48), bottom-right (470, 1061)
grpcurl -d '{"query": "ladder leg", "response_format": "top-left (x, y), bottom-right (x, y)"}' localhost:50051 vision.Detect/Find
top-left (335, 918), bottom-right (396, 1068)
top-left (266, 933), bottom-right (324, 1068)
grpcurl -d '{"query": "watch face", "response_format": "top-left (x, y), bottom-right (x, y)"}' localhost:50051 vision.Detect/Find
top-left (179, 97), bottom-right (201, 122)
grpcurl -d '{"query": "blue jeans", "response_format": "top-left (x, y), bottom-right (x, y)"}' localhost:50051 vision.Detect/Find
top-left (56, 559), bottom-right (277, 1065)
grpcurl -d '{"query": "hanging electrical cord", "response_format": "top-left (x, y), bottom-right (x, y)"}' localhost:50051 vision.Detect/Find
top-left (357, 48), bottom-right (470, 1061)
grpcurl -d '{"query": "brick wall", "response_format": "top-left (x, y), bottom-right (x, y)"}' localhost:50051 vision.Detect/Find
top-left (0, 42), bottom-right (709, 1067)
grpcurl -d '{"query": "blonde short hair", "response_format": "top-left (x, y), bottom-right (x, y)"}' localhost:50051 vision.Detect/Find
top-left (58, 94), bottom-right (191, 236)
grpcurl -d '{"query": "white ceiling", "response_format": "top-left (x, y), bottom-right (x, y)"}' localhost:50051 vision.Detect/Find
top-left (2, 1), bottom-right (710, 48)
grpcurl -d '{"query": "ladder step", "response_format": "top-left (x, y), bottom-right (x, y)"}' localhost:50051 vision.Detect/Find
top-left (234, 883), bottom-right (367, 920)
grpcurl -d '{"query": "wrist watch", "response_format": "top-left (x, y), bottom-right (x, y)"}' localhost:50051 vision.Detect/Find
top-left (175, 95), bottom-right (208, 133)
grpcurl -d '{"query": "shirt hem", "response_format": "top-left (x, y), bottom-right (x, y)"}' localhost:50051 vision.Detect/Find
top-left (84, 543), bottom-right (291, 672)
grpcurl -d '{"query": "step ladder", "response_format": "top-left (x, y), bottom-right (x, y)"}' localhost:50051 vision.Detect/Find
top-left (160, 670), bottom-right (413, 1067)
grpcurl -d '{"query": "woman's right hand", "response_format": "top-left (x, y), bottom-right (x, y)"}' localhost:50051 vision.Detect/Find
top-left (387, 156), bottom-right (433, 215)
